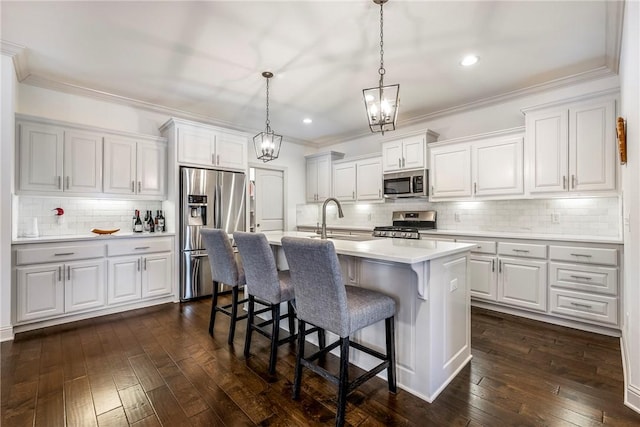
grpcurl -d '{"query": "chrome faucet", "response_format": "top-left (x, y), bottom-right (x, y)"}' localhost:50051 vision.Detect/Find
top-left (321, 197), bottom-right (344, 239)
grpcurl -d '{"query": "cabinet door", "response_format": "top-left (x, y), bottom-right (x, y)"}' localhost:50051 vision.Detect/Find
top-left (177, 125), bottom-right (215, 166)
top-left (64, 130), bottom-right (103, 193)
top-left (142, 253), bottom-right (173, 298)
top-left (569, 99), bottom-right (616, 192)
top-left (216, 132), bottom-right (247, 170)
top-left (498, 257), bottom-right (547, 312)
top-left (402, 136), bottom-right (425, 170)
top-left (473, 137), bottom-right (523, 196)
top-left (65, 259), bottom-right (106, 313)
top-left (137, 142), bottom-right (166, 197)
top-left (356, 157), bottom-right (383, 200)
top-left (333, 162), bottom-right (356, 201)
top-left (469, 255), bottom-right (497, 301)
top-left (103, 137), bottom-right (137, 195)
top-left (316, 156), bottom-right (332, 200)
top-left (526, 109), bottom-right (569, 193)
top-left (430, 144), bottom-right (471, 198)
top-left (381, 140), bottom-right (403, 172)
top-left (108, 255), bottom-right (142, 305)
top-left (18, 122), bottom-right (64, 192)
top-left (306, 158), bottom-right (319, 202)
top-left (16, 264), bottom-right (64, 322)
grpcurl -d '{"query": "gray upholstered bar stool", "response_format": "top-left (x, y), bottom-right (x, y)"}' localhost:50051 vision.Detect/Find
top-left (201, 228), bottom-right (248, 345)
top-left (281, 237), bottom-right (397, 427)
top-left (233, 231), bottom-right (297, 375)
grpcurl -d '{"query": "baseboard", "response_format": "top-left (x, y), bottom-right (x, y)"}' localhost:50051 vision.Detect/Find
top-left (625, 384), bottom-right (640, 414)
top-left (0, 325), bottom-right (14, 342)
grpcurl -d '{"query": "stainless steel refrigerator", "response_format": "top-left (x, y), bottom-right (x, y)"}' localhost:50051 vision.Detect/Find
top-left (180, 166), bottom-right (246, 301)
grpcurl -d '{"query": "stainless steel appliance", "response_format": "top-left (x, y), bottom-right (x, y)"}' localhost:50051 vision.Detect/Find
top-left (180, 166), bottom-right (246, 301)
top-left (383, 169), bottom-right (428, 198)
top-left (372, 210), bottom-right (436, 239)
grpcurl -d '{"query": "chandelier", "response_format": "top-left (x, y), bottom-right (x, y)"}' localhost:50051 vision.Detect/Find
top-left (253, 71), bottom-right (282, 162)
top-left (362, 0), bottom-right (399, 135)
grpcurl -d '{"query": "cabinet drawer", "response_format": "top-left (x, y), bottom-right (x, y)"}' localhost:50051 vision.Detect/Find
top-left (457, 239), bottom-right (496, 254)
top-left (107, 238), bottom-right (173, 257)
top-left (16, 244), bottom-right (106, 265)
top-left (550, 289), bottom-right (618, 326)
top-left (498, 242), bottom-right (546, 259)
top-left (549, 245), bottom-right (618, 266)
top-left (549, 262), bottom-right (617, 295)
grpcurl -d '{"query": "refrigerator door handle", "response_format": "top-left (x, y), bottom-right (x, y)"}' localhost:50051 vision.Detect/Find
top-left (215, 183), bottom-right (222, 228)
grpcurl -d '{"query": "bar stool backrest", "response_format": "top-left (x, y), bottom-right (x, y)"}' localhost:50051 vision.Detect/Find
top-left (233, 232), bottom-right (282, 304)
top-left (281, 237), bottom-right (349, 337)
top-left (201, 228), bottom-right (242, 286)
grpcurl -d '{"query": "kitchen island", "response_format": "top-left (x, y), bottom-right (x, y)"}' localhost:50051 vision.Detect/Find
top-left (263, 231), bottom-right (475, 403)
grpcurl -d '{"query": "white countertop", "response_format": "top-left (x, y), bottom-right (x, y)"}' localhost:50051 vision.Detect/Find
top-left (12, 232), bottom-right (175, 245)
top-left (264, 231), bottom-right (475, 264)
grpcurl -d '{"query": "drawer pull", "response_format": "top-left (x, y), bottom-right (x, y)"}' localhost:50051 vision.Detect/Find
top-left (135, 246), bottom-right (150, 250)
top-left (570, 302), bottom-right (593, 309)
top-left (513, 249), bottom-right (530, 253)
top-left (570, 253), bottom-right (592, 258)
top-left (54, 252), bottom-right (75, 256)
top-left (570, 275), bottom-right (592, 280)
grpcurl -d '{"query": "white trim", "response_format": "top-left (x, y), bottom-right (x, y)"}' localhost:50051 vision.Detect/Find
top-left (0, 325), bottom-right (14, 342)
top-left (0, 40), bottom-right (28, 81)
top-left (626, 384), bottom-right (640, 415)
top-left (605, 0), bottom-right (625, 72)
top-left (428, 126), bottom-right (525, 148)
top-left (520, 87), bottom-right (619, 113)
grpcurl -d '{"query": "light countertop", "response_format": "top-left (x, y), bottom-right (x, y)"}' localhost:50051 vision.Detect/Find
top-left (263, 231), bottom-right (475, 264)
top-left (12, 232), bottom-right (175, 245)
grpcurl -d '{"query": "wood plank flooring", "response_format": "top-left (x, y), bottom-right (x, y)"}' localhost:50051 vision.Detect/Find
top-left (2, 300), bottom-right (640, 426)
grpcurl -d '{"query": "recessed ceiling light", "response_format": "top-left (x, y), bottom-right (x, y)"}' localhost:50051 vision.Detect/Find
top-left (303, 118), bottom-right (312, 124)
top-left (460, 55), bottom-right (479, 67)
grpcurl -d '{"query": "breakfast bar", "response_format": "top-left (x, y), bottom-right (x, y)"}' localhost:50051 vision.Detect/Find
top-left (264, 231), bottom-right (475, 403)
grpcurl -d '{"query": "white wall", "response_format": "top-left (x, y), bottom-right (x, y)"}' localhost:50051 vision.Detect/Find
top-left (620, 0), bottom-right (640, 413)
top-left (1, 54), bottom-right (17, 340)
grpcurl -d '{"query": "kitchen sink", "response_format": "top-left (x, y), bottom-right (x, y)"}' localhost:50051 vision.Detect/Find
top-left (308, 234), bottom-right (377, 242)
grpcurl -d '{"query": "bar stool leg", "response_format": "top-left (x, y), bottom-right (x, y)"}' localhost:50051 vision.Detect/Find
top-left (385, 316), bottom-right (397, 392)
top-left (209, 281), bottom-right (219, 336)
top-left (244, 295), bottom-right (255, 359)
top-left (268, 303), bottom-right (281, 375)
top-left (336, 337), bottom-right (350, 427)
top-left (292, 320), bottom-right (306, 400)
top-left (229, 286), bottom-right (239, 345)
top-left (287, 301), bottom-right (295, 337)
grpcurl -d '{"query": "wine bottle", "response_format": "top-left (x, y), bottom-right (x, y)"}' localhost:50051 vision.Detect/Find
top-left (148, 212), bottom-right (155, 233)
top-left (158, 210), bottom-right (165, 232)
top-left (134, 210), bottom-right (143, 233)
top-left (143, 210), bottom-right (150, 232)
top-left (132, 210), bottom-right (137, 232)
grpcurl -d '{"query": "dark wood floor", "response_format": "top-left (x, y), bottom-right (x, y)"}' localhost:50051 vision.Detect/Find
top-left (2, 300), bottom-right (640, 427)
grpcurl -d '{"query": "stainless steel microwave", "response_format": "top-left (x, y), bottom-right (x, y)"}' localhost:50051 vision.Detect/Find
top-left (383, 169), bottom-right (429, 198)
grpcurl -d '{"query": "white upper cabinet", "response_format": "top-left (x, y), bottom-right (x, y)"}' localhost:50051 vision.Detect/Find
top-left (104, 137), bottom-right (166, 198)
top-left (163, 118), bottom-right (247, 171)
top-left (429, 128), bottom-right (524, 201)
top-left (333, 162), bottom-right (357, 201)
top-left (306, 152), bottom-right (344, 202)
top-left (382, 133), bottom-right (435, 173)
top-left (17, 121), bottom-right (102, 194)
top-left (356, 157), bottom-right (383, 201)
top-left (525, 95), bottom-right (616, 195)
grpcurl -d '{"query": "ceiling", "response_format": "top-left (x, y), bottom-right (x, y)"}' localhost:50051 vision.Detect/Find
top-left (0, 1), bottom-right (622, 145)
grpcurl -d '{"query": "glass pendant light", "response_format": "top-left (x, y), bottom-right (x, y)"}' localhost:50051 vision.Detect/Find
top-left (253, 71), bottom-right (282, 162)
top-left (362, 0), bottom-right (399, 135)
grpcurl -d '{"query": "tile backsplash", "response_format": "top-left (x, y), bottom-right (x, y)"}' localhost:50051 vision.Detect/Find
top-left (15, 196), bottom-right (163, 238)
top-left (297, 197), bottom-right (621, 238)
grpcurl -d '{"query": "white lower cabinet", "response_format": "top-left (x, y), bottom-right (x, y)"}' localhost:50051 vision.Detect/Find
top-left (107, 252), bottom-right (172, 304)
top-left (498, 257), bottom-right (548, 312)
top-left (64, 259), bottom-right (106, 313)
top-left (142, 253), bottom-right (173, 298)
top-left (469, 255), bottom-right (497, 301)
top-left (16, 264), bottom-right (65, 322)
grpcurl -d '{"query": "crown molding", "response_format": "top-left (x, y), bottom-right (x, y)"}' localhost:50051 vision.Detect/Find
top-left (0, 40), bottom-right (29, 81)
top-left (605, 0), bottom-right (625, 73)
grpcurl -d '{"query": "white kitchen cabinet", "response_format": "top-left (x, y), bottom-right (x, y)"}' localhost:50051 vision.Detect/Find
top-left (142, 253), bottom-right (173, 298)
top-left (382, 134), bottom-right (434, 172)
top-left (162, 118), bottom-right (247, 171)
top-left (472, 136), bottom-right (523, 197)
top-left (16, 264), bottom-right (64, 322)
top-left (498, 257), bottom-right (547, 312)
top-left (108, 255), bottom-right (142, 305)
top-left (104, 136), bottom-right (166, 198)
top-left (356, 157), bottom-right (383, 201)
top-left (429, 144), bottom-right (472, 198)
top-left (469, 255), bottom-right (498, 301)
top-left (17, 121), bottom-right (103, 194)
top-left (333, 162), bottom-right (356, 201)
top-left (306, 151), bottom-right (344, 202)
top-left (525, 95), bottom-right (616, 194)
top-left (64, 259), bottom-right (106, 313)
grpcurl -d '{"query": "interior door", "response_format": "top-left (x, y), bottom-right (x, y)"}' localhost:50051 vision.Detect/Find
top-left (254, 168), bottom-right (284, 232)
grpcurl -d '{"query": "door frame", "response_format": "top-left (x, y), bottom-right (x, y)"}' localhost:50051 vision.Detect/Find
top-left (248, 162), bottom-right (289, 231)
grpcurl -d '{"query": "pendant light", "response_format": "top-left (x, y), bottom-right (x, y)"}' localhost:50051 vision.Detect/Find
top-left (362, 0), bottom-right (399, 135)
top-left (253, 71), bottom-right (282, 162)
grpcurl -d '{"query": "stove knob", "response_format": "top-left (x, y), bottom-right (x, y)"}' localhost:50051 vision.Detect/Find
top-left (401, 232), bottom-right (408, 238)
top-left (391, 232), bottom-right (397, 237)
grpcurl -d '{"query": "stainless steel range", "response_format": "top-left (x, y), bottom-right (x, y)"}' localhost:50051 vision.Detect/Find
top-left (372, 210), bottom-right (436, 239)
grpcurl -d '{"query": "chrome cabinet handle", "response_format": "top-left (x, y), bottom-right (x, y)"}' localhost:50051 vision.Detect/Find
top-left (571, 175), bottom-right (576, 189)
top-left (144, 258), bottom-right (147, 270)
top-left (67, 265), bottom-right (70, 280)
top-left (513, 249), bottom-right (530, 253)
top-left (54, 252), bottom-right (75, 256)
top-left (491, 259), bottom-right (495, 272)
top-left (431, 185), bottom-right (434, 195)
top-left (570, 275), bottom-right (592, 280)
top-left (212, 153), bottom-right (215, 164)
top-left (570, 302), bottom-right (593, 309)
top-left (570, 253), bottom-right (592, 258)
top-left (131, 181), bottom-right (135, 192)
top-left (402, 157), bottom-right (405, 168)
top-left (65, 176), bottom-right (70, 189)
top-left (58, 266), bottom-right (62, 281)
top-left (563, 176), bottom-right (567, 189)
top-left (398, 158), bottom-right (401, 168)
top-left (135, 246), bottom-right (150, 250)
top-left (57, 176), bottom-right (62, 189)
top-left (217, 154), bottom-right (220, 165)
top-left (137, 258), bottom-right (141, 271)
top-left (499, 260), bottom-right (502, 273)
top-left (378, 189), bottom-right (381, 198)
top-left (352, 191), bottom-right (355, 199)
top-left (474, 182), bottom-right (477, 194)
top-left (138, 181), bottom-right (141, 193)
